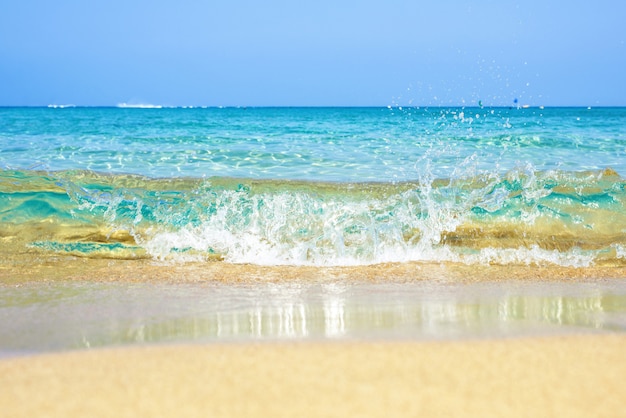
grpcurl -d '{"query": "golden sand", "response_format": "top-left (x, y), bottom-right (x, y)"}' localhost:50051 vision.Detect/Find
top-left (2, 251), bottom-right (625, 417)
top-left (1, 335), bottom-right (625, 418)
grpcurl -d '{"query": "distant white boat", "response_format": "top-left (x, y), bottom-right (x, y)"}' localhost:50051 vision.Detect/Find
top-left (47, 104), bottom-right (76, 109)
top-left (117, 103), bottom-right (163, 109)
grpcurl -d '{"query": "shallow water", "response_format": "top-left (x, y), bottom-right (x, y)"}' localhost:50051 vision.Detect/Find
top-left (2, 107), bottom-right (625, 180)
top-left (2, 167), bottom-right (625, 266)
top-left (2, 107), bottom-right (626, 267)
top-left (1, 278), bottom-right (625, 356)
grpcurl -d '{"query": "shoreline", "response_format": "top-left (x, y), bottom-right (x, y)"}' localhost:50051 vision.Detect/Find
top-left (2, 253), bottom-right (626, 284)
top-left (1, 334), bottom-right (625, 418)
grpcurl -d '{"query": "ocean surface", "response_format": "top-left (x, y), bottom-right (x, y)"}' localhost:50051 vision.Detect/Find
top-left (1, 106), bottom-right (625, 267)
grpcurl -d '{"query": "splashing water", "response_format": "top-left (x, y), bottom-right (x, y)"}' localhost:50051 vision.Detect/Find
top-left (1, 107), bottom-right (625, 267)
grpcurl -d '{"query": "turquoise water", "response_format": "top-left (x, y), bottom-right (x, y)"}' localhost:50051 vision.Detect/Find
top-left (1, 107), bottom-right (625, 266)
top-left (2, 107), bottom-right (625, 180)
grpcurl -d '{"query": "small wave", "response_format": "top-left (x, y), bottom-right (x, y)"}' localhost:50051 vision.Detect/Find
top-left (3, 168), bottom-right (625, 267)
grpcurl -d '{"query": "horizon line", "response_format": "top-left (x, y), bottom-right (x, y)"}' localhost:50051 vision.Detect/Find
top-left (0, 104), bottom-right (622, 109)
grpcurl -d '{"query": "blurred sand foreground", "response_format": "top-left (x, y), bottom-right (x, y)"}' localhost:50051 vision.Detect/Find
top-left (1, 334), bottom-right (624, 418)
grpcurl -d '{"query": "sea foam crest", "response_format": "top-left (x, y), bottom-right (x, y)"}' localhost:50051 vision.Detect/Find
top-left (137, 175), bottom-right (612, 266)
top-left (58, 165), bottom-right (625, 267)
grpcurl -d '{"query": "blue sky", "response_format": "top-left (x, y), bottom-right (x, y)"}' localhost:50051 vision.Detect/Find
top-left (1, 0), bottom-right (625, 106)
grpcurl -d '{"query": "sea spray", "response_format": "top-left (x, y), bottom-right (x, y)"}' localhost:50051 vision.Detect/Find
top-left (1, 107), bottom-right (625, 267)
top-left (2, 167), bottom-right (623, 266)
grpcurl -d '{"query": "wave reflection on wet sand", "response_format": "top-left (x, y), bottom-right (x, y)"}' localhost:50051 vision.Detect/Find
top-left (2, 262), bottom-right (625, 355)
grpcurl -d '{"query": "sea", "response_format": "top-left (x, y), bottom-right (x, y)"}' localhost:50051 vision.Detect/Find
top-left (1, 106), bottom-right (625, 267)
top-left (2, 106), bottom-right (626, 353)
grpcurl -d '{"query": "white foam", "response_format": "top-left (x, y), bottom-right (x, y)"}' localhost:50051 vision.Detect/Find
top-left (613, 244), bottom-right (626, 260)
top-left (140, 224), bottom-right (599, 268)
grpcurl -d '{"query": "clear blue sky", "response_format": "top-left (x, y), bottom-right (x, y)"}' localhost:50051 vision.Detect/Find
top-left (1, 0), bottom-right (624, 107)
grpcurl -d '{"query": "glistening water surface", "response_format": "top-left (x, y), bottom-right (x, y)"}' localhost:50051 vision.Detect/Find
top-left (2, 107), bottom-right (625, 267)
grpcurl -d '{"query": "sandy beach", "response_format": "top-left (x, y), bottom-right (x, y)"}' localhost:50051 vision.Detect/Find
top-left (2, 253), bottom-right (626, 417)
top-left (1, 335), bottom-right (625, 418)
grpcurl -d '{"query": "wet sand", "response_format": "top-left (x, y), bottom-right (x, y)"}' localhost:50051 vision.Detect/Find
top-left (1, 254), bottom-right (626, 417)
top-left (1, 335), bottom-right (625, 418)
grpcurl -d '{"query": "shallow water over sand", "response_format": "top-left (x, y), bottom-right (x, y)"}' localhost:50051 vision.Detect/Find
top-left (2, 274), bottom-right (625, 356)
